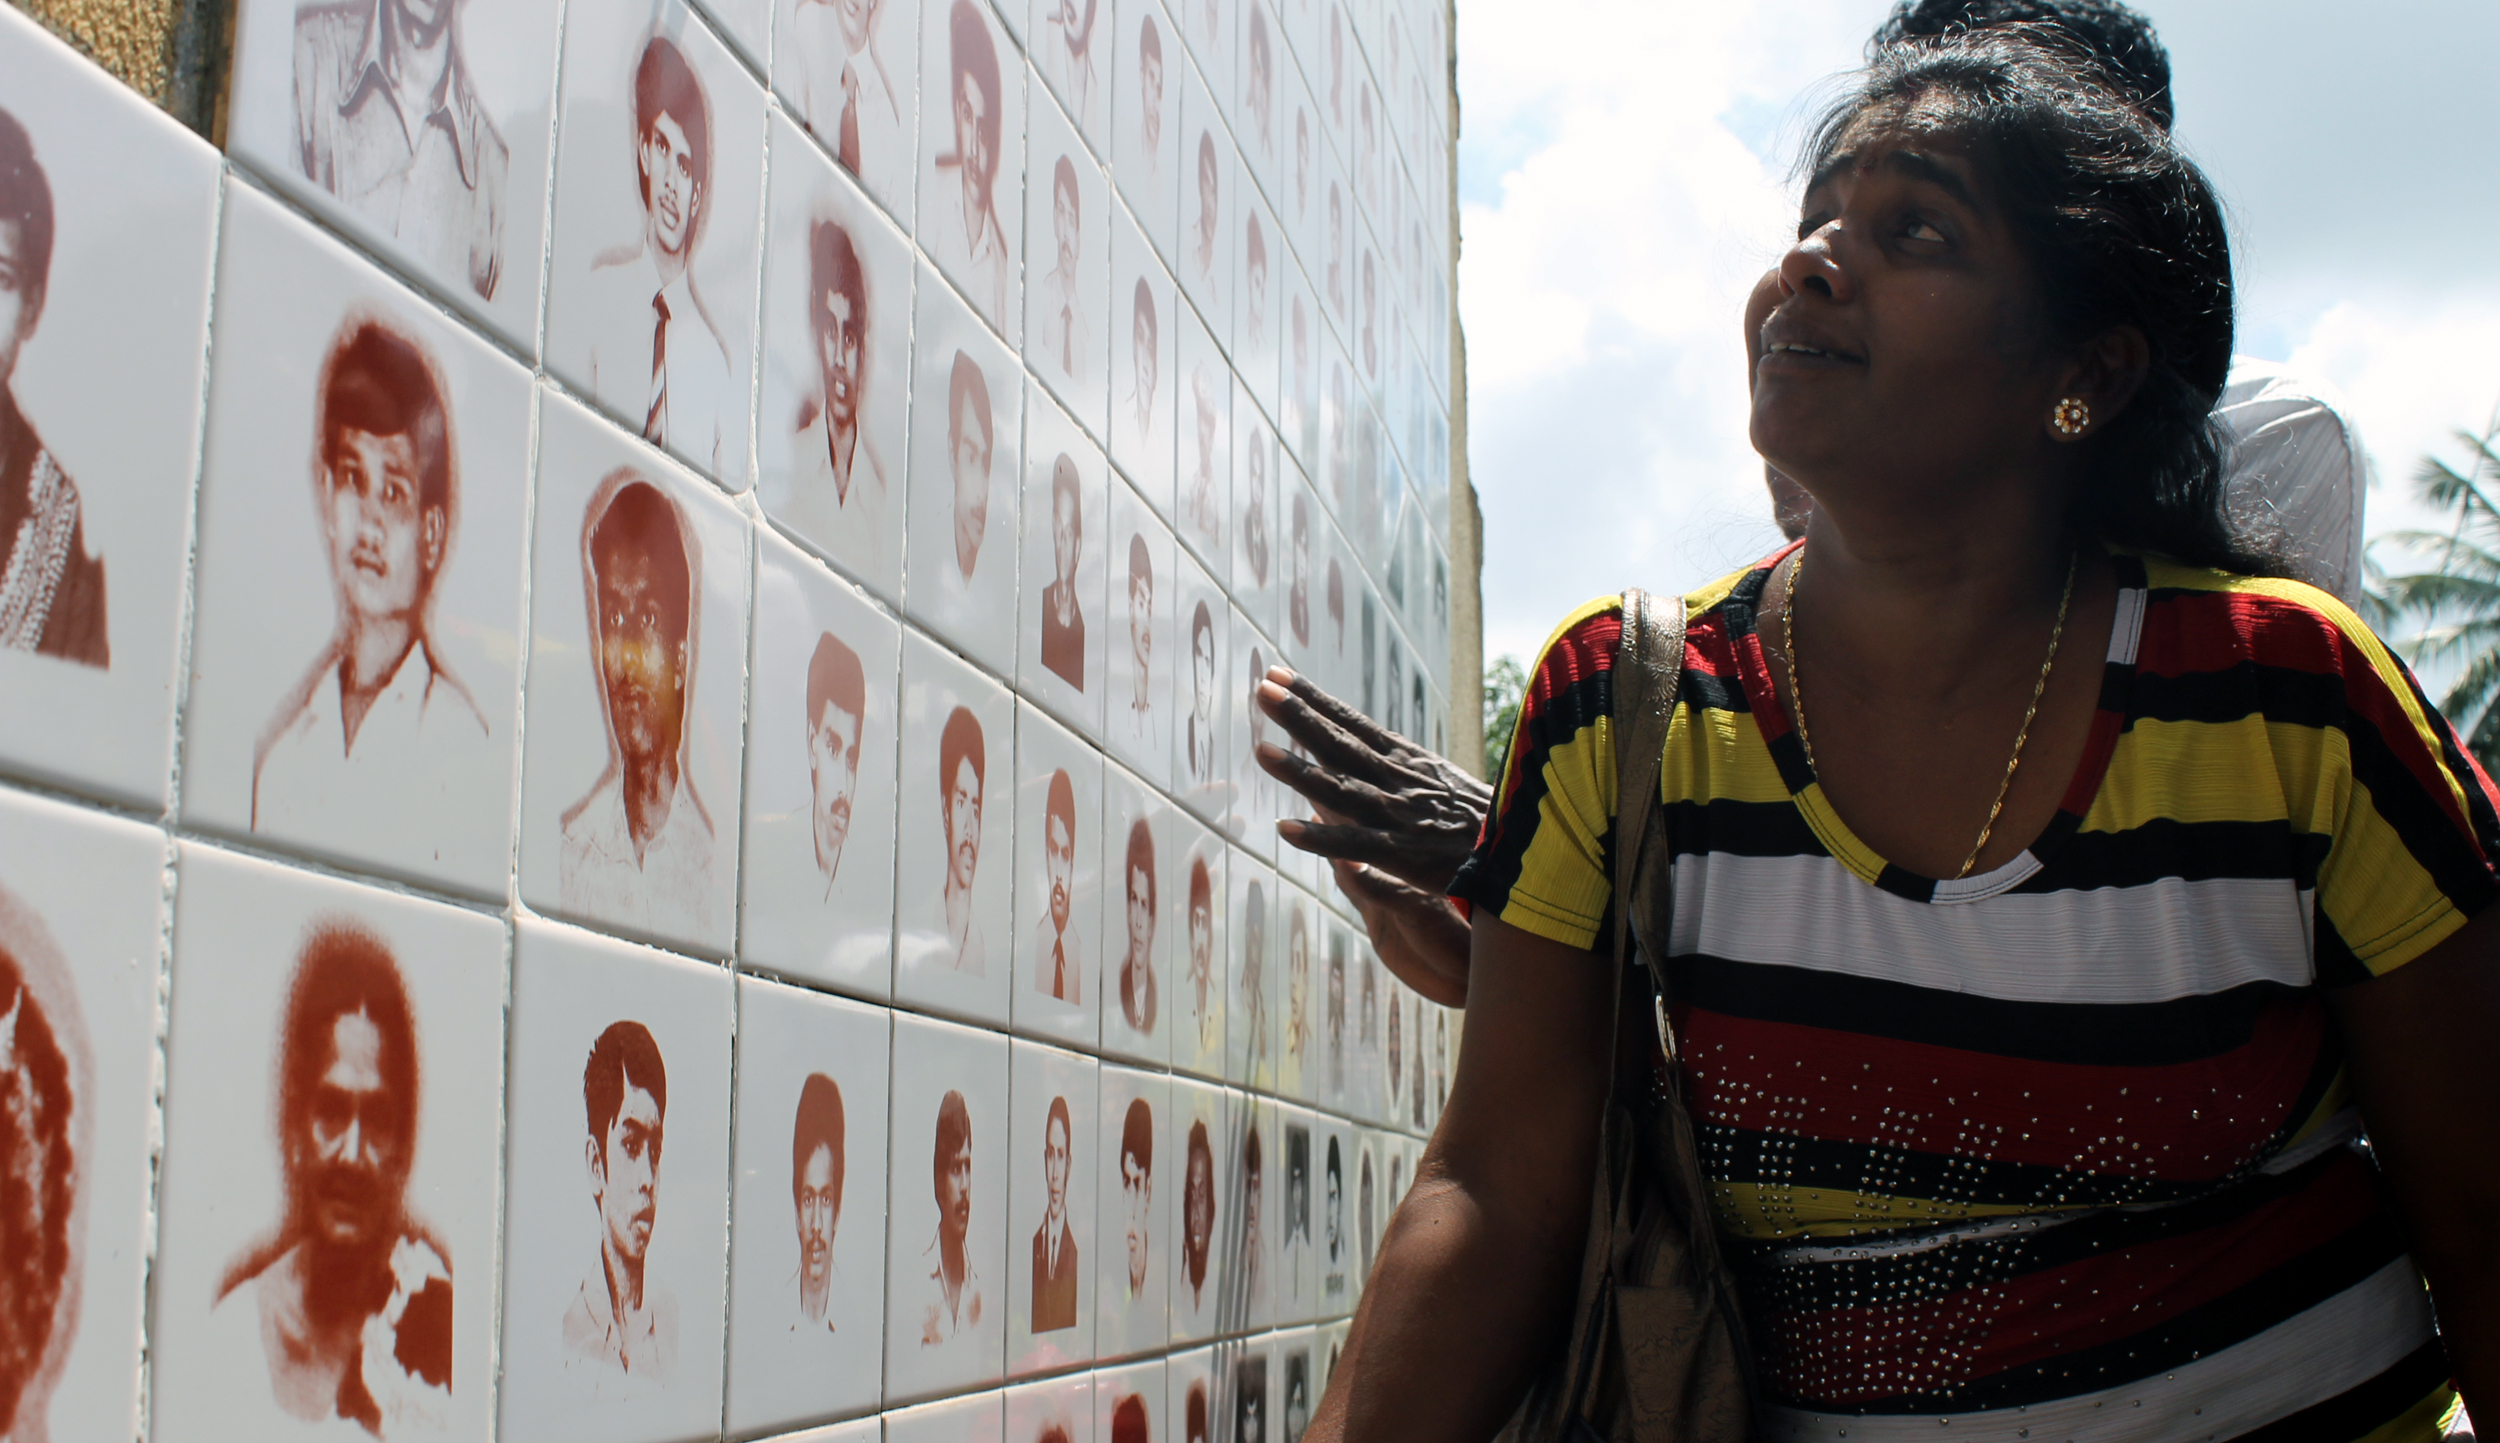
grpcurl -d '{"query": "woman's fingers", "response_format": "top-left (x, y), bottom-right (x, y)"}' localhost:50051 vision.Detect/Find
top-left (1332, 860), bottom-right (1472, 1007)
top-left (1284, 817), bottom-right (1464, 892)
top-left (1258, 676), bottom-right (1407, 779)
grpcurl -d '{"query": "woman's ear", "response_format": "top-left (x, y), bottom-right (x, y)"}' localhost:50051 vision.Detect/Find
top-left (2048, 323), bottom-right (2152, 443)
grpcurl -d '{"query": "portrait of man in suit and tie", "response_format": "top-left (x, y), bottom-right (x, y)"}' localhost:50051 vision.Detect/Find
top-left (1029, 1095), bottom-right (1078, 1333)
top-left (1030, 768), bottom-right (1082, 1003)
top-left (291, 0), bottom-right (509, 299)
top-left (579, 36), bottom-right (733, 477)
top-left (1037, 156), bottom-right (1087, 384)
top-left (784, 0), bottom-right (899, 185)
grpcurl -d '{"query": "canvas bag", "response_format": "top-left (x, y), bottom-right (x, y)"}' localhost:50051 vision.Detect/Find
top-left (1500, 587), bottom-right (1753, 1443)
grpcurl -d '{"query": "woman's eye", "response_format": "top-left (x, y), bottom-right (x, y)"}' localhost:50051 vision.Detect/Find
top-left (1904, 218), bottom-right (1946, 243)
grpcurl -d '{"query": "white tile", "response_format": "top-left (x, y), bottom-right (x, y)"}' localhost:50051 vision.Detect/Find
top-left (497, 920), bottom-right (734, 1443)
top-left (1226, 854), bottom-right (1273, 1090)
top-left (1007, 1371), bottom-right (1098, 1443)
top-left (756, 111), bottom-right (916, 604)
top-left (181, 186), bottom-right (528, 899)
top-left (1173, 300), bottom-right (1231, 579)
top-left (903, 263), bottom-right (1023, 676)
top-left (517, 393), bottom-right (749, 958)
top-left (740, 527), bottom-right (901, 1000)
top-left (1237, 0), bottom-right (1284, 205)
top-left (1097, 764), bottom-right (1174, 1068)
top-left (1171, 548), bottom-right (1228, 823)
top-left (1230, 401), bottom-right (1282, 651)
top-left (220, 0), bottom-right (559, 350)
top-left (1166, 1078), bottom-right (1227, 1343)
top-left (1012, 704), bottom-right (1104, 1046)
top-left (1102, 480), bottom-right (1174, 790)
top-left (1111, 0), bottom-right (1178, 267)
top-left (1093, 1064), bottom-right (1172, 1361)
top-left (1350, 1128), bottom-right (1380, 1311)
top-left (153, 845), bottom-right (505, 1443)
top-left (1107, 211), bottom-right (1176, 520)
top-left (543, 0), bottom-right (766, 492)
top-left (1315, 1115), bottom-right (1352, 1318)
top-left (1235, 190), bottom-right (1283, 428)
top-left (1276, 1108), bottom-right (1318, 1326)
top-left (1238, 1093), bottom-right (1280, 1333)
top-left (1175, 73), bottom-right (1233, 350)
top-left (886, 1012), bottom-right (1010, 1402)
top-left (1093, 1357), bottom-right (1167, 1443)
top-left (1017, 385), bottom-right (1110, 739)
top-left (1316, 915), bottom-right (1352, 1113)
top-left (893, 630), bottom-right (1016, 1026)
top-left (726, 975), bottom-right (892, 1434)
top-left (1278, 271), bottom-right (1321, 482)
top-left (915, 0), bottom-right (1024, 343)
top-left (1274, 1326), bottom-right (1317, 1442)
top-left (754, 1416), bottom-right (884, 1443)
top-left (1006, 1039), bottom-right (1097, 1375)
top-left (1276, 887), bottom-right (1318, 1105)
top-left (1171, 815), bottom-right (1227, 1081)
top-left (1164, 1344), bottom-right (1216, 1443)
top-left (1174, 0), bottom-right (1234, 147)
top-left (0, 14), bottom-right (218, 809)
top-left (0, 787), bottom-right (163, 1443)
top-left (1229, 1334), bottom-right (1277, 1443)
top-left (770, 0), bottom-right (919, 225)
top-left (1031, 0), bottom-right (1109, 161)
top-left (1228, 606), bottom-right (1278, 863)
top-left (1024, 92), bottom-right (1112, 443)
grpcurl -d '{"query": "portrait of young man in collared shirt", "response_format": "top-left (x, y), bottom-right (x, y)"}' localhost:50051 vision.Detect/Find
top-left (804, 630), bottom-right (865, 897)
top-left (1039, 454), bottom-right (1086, 691)
top-left (934, 0), bottom-right (1011, 324)
top-left (580, 36), bottom-right (734, 477)
top-left (0, 109), bottom-right (106, 670)
top-left (291, 0), bottom-right (509, 300)
top-left (935, 704), bottom-right (988, 975)
top-left (559, 474), bottom-right (718, 936)
top-left (1038, 156), bottom-right (1088, 385)
top-left (793, 219), bottom-right (888, 514)
top-left (1117, 817), bottom-right (1158, 1035)
top-left (922, 1089), bottom-right (982, 1345)
top-left (254, 319), bottom-right (491, 836)
top-left (563, 1020), bottom-right (675, 1381)
top-left (208, 924), bottom-right (455, 1437)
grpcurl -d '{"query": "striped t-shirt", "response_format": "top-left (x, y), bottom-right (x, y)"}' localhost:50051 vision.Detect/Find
top-left (1450, 545), bottom-right (2500, 1443)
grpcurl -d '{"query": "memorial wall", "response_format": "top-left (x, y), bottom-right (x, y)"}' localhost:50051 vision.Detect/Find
top-left (0, 0), bottom-right (1464, 1431)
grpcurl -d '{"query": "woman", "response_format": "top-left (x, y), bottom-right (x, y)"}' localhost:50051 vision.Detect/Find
top-left (1308, 33), bottom-right (2500, 1443)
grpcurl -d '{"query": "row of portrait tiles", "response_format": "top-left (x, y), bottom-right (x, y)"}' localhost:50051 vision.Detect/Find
top-left (0, 0), bottom-right (1453, 837)
top-left (1, 780), bottom-right (1442, 1440)
top-left (217, 0), bottom-right (1463, 555)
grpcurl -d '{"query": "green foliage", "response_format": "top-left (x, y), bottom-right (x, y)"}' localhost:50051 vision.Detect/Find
top-left (2364, 417), bottom-right (2500, 775)
top-left (1483, 654), bottom-right (1527, 781)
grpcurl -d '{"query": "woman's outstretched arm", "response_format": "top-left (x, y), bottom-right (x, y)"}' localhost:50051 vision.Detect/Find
top-left (1304, 910), bottom-right (1617, 1443)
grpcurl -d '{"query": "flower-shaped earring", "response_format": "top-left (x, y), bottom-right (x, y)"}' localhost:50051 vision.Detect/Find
top-left (2051, 397), bottom-right (2091, 437)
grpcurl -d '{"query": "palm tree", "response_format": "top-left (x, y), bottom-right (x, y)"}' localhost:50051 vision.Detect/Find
top-left (2365, 417), bottom-right (2500, 773)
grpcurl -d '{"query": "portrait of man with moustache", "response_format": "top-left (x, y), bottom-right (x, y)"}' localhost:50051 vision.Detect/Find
top-left (1179, 1118), bottom-right (1214, 1312)
top-left (790, 1072), bottom-right (844, 1331)
top-left (559, 475), bottom-right (717, 936)
top-left (935, 705), bottom-right (988, 974)
top-left (1126, 277), bottom-right (1158, 441)
top-left (563, 1020), bottom-right (674, 1381)
top-left (785, 0), bottom-right (900, 183)
top-left (944, 351), bottom-right (995, 589)
top-left (254, 319), bottom-right (491, 838)
top-left (1124, 532), bottom-right (1155, 746)
top-left (1117, 1097), bottom-right (1153, 1300)
top-left (805, 630), bottom-right (865, 896)
top-left (791, 219), bottom-right (890, 519)
top-left (1041, 0), bottom-right (1097, 128)
top-left (211, 924), bottom-right (454, 1438)
top-left (1037, 156), bottom-right (1088, 383)
top-left (934, 0), bottom-right (1010, 322)
top-left (921, 1089), bottom-right (982, 1345)
top-left (1186, 856), bottom-right (1214, 1055)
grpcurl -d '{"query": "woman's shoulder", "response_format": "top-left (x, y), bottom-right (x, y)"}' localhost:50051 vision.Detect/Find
top-left (1524, 558), bottom-right (1779, 686)
top-left (2123, 548), bottom-right (2385, 671)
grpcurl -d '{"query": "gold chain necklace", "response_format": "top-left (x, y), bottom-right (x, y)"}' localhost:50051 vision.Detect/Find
top-left (1779, 546), bottom-right (2077, 880)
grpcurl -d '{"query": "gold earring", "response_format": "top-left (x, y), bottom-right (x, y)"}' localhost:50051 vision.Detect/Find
top-left (2051, 397), bottom-right (2091, 437)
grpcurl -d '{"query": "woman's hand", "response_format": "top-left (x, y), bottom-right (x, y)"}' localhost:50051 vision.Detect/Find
top-left (1255, 666), bottom-right (1490, 1005)
top-left (2330, 902), bottom-right (2500, 1420)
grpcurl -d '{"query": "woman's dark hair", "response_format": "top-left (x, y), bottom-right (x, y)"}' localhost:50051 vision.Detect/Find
top-left (1869, 0), bottom-right (2172, 129)
top-left (1804, 30), bottom-right (2274, 575)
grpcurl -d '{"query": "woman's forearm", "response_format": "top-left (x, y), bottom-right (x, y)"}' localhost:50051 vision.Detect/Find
top-left (1304, 1162), bottom-right (1593, 1443)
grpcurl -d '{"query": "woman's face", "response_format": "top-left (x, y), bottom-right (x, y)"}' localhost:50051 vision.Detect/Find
top-left (1749, 111), bottom-right (2069, 515)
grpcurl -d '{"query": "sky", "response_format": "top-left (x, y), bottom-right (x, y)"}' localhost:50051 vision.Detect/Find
top-left (1454, 0), bottom-right (2500, 667)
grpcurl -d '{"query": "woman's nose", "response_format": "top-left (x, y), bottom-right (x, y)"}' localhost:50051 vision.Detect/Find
top-left (1779, 221), bottom-right (1854, 305)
